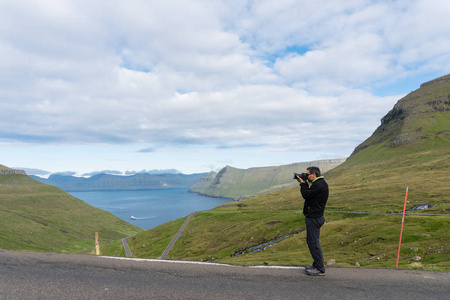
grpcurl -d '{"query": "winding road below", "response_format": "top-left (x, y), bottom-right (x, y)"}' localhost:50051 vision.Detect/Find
top-left (1, 249), bottom-right (448, 299)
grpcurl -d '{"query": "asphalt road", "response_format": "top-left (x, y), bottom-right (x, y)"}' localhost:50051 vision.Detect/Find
top-left (1, 250), bottom-right (449, 300)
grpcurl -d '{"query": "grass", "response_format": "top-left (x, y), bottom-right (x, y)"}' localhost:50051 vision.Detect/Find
top-left (326, 149), bottom-right (450, 214)
top-left (130, 211), bottom-right (448, 271)
top-left (0, 174), bottom-right (143, 254)
top-left (128, 217), bottom-right (187, 258)
top-left (169, 211), bottom-right (301, 261)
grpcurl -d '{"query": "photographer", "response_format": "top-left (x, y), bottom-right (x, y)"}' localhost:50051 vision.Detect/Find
top-left (295, 166), bottom-right (329, 276)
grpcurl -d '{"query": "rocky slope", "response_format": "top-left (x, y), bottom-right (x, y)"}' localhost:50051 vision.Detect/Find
top-left (0, 169), bottom-right (27, 175)
top-left (347, 73), bottom-right (450, 165)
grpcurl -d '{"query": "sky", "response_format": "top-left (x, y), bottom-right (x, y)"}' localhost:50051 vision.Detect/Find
top-left (1, 0), bottom-right (449, 176)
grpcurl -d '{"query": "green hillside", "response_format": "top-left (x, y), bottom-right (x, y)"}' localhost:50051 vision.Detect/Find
top-left (128, 74), bottom-right (449, 271)
top-left (326, 74), bottom-right (450, 213)
top-left (189, 159), bottom-right (346, 200)
top-left (0, 167), bottom-right (143, 254)
top-left (347, 73), bottom-right (450, 165)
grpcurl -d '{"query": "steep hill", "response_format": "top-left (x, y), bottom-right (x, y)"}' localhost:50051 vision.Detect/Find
top-left (0, 165), bottom-right (142, 254)
top-left (129, 74), bottom-right (449, 271)
top-left (325, 74), bottom-right (450, 212)
top-left (189, 159), bottom-right (346, 200)
top-left (347, 73), bottom-right (450, 165)
top-left (30, 172), bottom-right (207, 191)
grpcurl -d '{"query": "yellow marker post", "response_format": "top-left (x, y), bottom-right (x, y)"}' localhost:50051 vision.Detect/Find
top-left (95, 232), bottom-right (100, 255)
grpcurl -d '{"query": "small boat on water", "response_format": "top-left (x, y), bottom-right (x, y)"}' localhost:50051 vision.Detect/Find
top-left (131, 216), bottom-right (136, 220)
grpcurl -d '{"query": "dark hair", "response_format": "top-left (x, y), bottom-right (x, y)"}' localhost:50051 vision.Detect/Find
top-left (307, 166), bottom-right (321, 177)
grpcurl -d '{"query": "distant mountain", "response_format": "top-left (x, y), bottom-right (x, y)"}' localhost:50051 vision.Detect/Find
top-left (83, 169), bottom-right (180, 176)
top-left (189, 159), bottom-right (346, 200)
top-left (20, 168), bottom-right (182, 177)
top-left (124, 169), bottom-right (180, 175)
top-left (30, 172), bottom-right (208, 191)
top-left (82, 170), bottom-right (124, 176)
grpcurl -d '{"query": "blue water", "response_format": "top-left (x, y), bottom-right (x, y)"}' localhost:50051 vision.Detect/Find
top-left (69, 189), bottom-right (232, 230)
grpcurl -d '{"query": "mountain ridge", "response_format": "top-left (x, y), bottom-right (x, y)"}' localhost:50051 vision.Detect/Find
top-left (30, 172), bottom-right (208, 191)
top-left (189, 158), bottom-right (346, 200)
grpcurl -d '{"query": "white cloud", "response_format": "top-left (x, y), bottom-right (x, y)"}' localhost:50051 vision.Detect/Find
top-left (0, 0), bottom-right (449, 173)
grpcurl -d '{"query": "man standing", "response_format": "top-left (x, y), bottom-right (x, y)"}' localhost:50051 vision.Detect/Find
top-left (295, 166), bottom-right (329, 276)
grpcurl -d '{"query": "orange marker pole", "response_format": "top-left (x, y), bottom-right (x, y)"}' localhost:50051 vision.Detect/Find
top-left (396, 187), bottom-right (409, 268)
top-left (95, 232), bottom-right (100, 255)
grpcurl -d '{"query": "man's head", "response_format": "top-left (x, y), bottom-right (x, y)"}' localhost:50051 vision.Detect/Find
top-left (306, 166), bottom-right (321, 181)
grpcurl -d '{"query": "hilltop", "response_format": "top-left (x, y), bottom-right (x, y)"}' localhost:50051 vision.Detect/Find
top-left (189, 159), bottom-right (345, 200)
top-left (127, 74), bottom-right (449, 271)
top-left (0, 165), bottom-right (142, 254)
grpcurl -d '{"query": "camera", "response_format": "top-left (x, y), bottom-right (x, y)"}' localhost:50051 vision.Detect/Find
top-left (293, 172), bottom-right (308, 181)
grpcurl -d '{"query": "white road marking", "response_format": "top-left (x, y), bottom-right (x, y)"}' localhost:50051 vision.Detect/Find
top-left (100, 255), bottom-right (304, 269)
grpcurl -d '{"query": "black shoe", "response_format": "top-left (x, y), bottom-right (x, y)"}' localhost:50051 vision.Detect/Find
top-left (305, 267), bottom-right (325, 276)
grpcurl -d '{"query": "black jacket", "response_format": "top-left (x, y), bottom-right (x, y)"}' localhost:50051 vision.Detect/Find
top-left (300, 177), bottom-right (329, 218)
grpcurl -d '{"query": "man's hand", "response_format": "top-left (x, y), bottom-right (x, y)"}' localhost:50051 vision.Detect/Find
top-left (295, 175), bottom-right (304, 183)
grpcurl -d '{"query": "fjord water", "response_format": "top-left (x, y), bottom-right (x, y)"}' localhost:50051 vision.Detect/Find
top-left (69, 189), bottom-right (231, 229)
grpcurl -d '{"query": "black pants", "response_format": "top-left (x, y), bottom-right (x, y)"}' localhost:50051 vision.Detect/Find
top-left (305, 216), bottom-right (325, 272)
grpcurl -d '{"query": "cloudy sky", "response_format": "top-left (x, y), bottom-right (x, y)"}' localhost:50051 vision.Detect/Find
top-left (1, 0), bottom-right (449, 175)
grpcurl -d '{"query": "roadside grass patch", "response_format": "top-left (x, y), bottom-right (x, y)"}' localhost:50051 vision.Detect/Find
top-left (147, 211), bottom-right (449, 271)
top-left (128, 217), bottom-right (187, 258)
top-left (168, 211), bottom-right (302, 261)
top-left (213, 213), bottom-right (449, 271)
